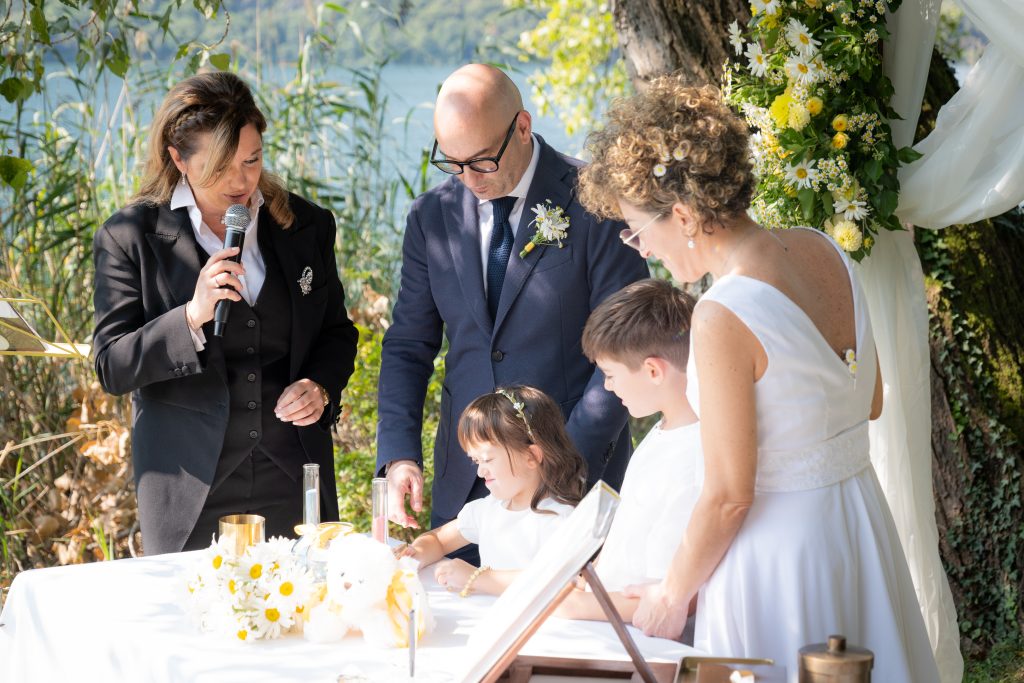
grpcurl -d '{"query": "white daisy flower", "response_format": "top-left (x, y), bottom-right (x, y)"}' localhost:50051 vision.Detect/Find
top-left (653, 163), bottom-right (667, 178)
top-left (672, 145), bottom-right (687, 161)
top-left (752, 0), bottom-right (782, 15)
top-left (785, 18), bottom-right (820, 57)
top-left (784, 158), bottom-right (819, 189)
top-left (729, 21), bottom-right (744, 55)
top-left (745, 42), bottom-right (769, 78)
top-left (834, 196), bottom-right (870, 220)
top-left (785, 54), bottom-right (819, 86)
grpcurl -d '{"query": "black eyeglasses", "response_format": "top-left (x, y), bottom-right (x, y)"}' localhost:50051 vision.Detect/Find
top-left (430, 112), bottom-right (520, 175)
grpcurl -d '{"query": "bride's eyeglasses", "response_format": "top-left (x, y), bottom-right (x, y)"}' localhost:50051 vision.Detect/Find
top-left (619, 212), bottom-right (664, 249)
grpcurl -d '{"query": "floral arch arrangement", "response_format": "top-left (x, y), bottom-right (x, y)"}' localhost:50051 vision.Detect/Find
top-left (724, 0), bottom-right (922, 259)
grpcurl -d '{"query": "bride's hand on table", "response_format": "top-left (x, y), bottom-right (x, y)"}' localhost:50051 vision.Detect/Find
top-left (434, 559), bottom-right (475, 590)
top-left (624, 581), bottom-right (691, 639)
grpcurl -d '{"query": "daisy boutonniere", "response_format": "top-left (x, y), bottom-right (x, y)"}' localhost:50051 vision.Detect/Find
top-left (520, 200), bottom-right (570, 258)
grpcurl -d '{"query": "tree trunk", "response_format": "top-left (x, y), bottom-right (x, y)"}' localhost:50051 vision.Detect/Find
top-left (610, 0), bottom-right (1024, 656)
top-left (612, 0), bottom-right (749, 88)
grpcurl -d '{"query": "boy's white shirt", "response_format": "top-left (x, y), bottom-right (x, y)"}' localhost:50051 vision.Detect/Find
top-left (456, 495), bottom-right (574, 571)
top-left (596, 419), bottom-right (703, 592)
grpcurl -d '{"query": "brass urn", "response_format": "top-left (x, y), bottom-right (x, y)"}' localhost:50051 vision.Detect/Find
top-left (798, 635), bottom-right (873, 682)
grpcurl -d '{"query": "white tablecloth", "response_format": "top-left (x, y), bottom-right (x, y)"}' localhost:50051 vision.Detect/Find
top-left (0, 551), bottom-right (698, 682)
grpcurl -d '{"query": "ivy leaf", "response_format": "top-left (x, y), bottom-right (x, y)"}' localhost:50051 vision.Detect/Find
top-left (209, 53), bottom-right (231, 71)
top-left (897, 146), bottom-right (924, 164)
top-left (0, 155), bottom-right (34, 189)
top-left (175, 43), bottom-right (192, 60)
top-left (798, 188), bottom-right (817, 220)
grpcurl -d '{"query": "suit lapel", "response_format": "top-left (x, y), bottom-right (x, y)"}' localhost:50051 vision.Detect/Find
top-left (493, 140), bottom-right (572, 332)
top-left (441, 179), bottom-right (493, 337)
top-left (146, 205), bottom-right (204, 305)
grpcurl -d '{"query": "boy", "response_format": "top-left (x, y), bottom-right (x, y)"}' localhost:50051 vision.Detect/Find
top-left (557, 278), bottom-right (702, 632)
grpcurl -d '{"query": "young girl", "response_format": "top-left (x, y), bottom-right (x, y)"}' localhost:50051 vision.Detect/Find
top-left (397, 385), bottom-right (587, 597)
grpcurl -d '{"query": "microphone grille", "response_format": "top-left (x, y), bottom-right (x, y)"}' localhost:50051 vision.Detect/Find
top-left (223, 204), bottom-right (251, 230)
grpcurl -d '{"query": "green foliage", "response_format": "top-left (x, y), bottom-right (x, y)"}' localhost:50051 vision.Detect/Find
top-left (964, 636), bottom-right (1024, 683)
top-left (917, 216), bottom-right (1024, 653)
top-left (333, 325), bottom-right (443, 541)
top-left (724, 1), bottom-right (917, 259)
top-left (508, 0), bottom-right (628, 137)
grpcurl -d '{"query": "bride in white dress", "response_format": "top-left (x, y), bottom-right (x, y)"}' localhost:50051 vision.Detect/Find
top-left (576, 77), bottom-right (939, 682)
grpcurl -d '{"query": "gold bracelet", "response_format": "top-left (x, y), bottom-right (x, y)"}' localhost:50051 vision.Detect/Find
top-left (459, 565), bottom-right (490, 598)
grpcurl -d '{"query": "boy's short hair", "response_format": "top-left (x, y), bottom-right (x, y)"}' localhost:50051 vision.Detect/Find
top-left (582, 278), bottom-right (696, 370)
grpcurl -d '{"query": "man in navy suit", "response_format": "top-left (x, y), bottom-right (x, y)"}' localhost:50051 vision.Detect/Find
top-left (377, 64), bottom-right (648, 538)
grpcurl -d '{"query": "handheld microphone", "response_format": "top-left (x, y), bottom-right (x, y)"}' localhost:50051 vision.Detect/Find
top-left (212, 203), bottom-right (251, 337)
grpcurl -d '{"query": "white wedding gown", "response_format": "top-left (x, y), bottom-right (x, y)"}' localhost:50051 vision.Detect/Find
top-left (686, 230), bottom-right (940, 682)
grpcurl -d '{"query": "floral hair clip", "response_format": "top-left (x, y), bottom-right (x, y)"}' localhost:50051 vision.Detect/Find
top-left (652, 145), bottom-right (687, 178)
top-left (495, 388), bottom-right (533, 439)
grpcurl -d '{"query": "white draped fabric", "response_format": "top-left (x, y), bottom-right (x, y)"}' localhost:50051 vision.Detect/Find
top-left (856, 1), bottom-right (1024, 681)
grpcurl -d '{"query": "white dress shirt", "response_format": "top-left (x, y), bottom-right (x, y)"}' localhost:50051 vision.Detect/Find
top-left (477, 134), bottom-right (542, 294)
top-left (170, 182), bottom-right (266, 350)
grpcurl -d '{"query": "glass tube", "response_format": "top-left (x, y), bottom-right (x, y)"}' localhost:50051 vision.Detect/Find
top-left (371, 477), bottom-right (388, 544)
top-left (303, 463), bottom-right (320, 528)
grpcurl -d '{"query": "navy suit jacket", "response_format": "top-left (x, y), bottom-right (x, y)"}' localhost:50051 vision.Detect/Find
top-left (376, 137), bottom-right (649, 523)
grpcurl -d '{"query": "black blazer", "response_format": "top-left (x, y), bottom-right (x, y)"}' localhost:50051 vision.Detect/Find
top-left (93, 193), bottom-right (358, 552)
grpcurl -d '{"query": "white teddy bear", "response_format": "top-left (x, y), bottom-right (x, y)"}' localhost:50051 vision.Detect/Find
top-left (304, 533), bottom-right (432, 648)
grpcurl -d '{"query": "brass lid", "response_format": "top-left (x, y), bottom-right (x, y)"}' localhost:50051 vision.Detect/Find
top-left (799, 635), bottom-right (874, 674)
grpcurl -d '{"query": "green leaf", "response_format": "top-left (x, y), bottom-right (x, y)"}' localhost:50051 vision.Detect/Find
top-left (876, 190), bottom-right (899, 219)
top-left (864, 158), bottom-right (882, 182)
top-left (897, 146), bottom-right (924, 164)
top-left (0, 155), bottom-right (34, 189)
top-left (175, 43), bottom-right (192, 60)
top-left (209, 53), bottom-right (231, 70)
top-left (30, 4), bottom-right (49, 44)
top-left (798, 188), bottom-right (817, 220)
top-left (0, 77), bottom-right (23, 103)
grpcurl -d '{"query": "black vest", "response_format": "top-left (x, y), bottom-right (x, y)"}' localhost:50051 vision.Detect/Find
top-left (207, 227), bottom-right (305, 491)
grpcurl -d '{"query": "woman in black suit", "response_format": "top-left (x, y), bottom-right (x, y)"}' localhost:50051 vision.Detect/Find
top-left (93, 72), bottom-right (358, 554)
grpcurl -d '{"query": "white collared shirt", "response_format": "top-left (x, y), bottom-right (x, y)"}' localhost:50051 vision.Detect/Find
top-left (477, 134), bottom-right (542, 292)
top-left (170, 182), bottom-right (266, 350)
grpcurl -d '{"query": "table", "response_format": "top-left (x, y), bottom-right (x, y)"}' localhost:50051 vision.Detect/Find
top-left (0, 551), bottom-right (699, 682)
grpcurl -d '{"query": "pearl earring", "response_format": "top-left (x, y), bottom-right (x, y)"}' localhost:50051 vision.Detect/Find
top-left (179, 173), bottom-right (187, 187)
top-left (687, 238), bottom-right (695, 249)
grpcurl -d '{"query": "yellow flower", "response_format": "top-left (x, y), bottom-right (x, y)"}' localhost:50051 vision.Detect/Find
top-left (770, 90), bottom-right (795, 128)
top-left (762, 13), bottom-right (779, 29)
top-left (237, 630), bottom-right (248, 641)
top-left (832, 114), bottom-right (849, 132)
top-left (807, 96), bottom-right (823, 116)
top-left (212, 554), bottom-right (222, 570)
top-left (805, 0), bottom-right (821, 6)
top-left (228, 579), bottom-right (237, 595)
top-left (831, 132), bottom-right (849, 149)
top-left (864, 236), bottom-right (874, 249)
top-left (784, 185), bottom-right (798, 197)
top-left (279, 581), bottom-right (294, 597)
top-left (249, 563), bottom-right (263, 580)
top-left (832, 220), bottom-right (863, 252)
top-left (788, 103), bottom-right (811, 131)
top-left (265, 608), bottom-right (280, 623)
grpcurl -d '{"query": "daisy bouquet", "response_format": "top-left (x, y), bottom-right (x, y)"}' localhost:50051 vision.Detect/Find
top-left (186, 536), bottom-right (315, 641)
top-left (724, 0), bottom-right (921, 259)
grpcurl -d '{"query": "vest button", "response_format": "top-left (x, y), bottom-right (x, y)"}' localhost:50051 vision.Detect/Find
top-left (246, 346), bottom-right (255, 355)
top-left (247, 373), bottom-right (257, 382)
top-left (247, 401), bottom-right (257, 410)
top-left (247, 319), bottom-right (256, 328)
top-left (248, 430), bottom-right (258, 439)
top-left (491, 350), bottom-right (504, 362)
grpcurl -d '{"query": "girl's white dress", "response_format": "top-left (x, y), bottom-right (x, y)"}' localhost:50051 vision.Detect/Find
top-left (456, 495), bottom-right (574, 570)
top-left (687, 230), bottom-right (939, 682)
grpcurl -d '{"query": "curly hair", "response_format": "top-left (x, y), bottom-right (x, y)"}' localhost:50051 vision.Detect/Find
top-left (578, 77), bottom-right (755, 232)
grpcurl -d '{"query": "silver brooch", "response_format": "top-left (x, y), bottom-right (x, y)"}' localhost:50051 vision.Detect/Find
top-left (298, 266), bottom-right (313, 296)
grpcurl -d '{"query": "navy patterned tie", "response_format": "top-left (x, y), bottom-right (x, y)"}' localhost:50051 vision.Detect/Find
top-left (486, 196), bottom-right (517, 320)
